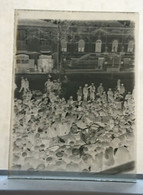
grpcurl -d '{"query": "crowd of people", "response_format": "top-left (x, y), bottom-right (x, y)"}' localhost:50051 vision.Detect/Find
top-left (11, 75), bottom-right (135, 173)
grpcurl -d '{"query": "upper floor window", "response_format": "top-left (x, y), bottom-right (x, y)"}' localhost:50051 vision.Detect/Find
top-left (78, 39), bottom-right (85, 52)
top-left (61, 39), bottom-right (67, 52)
top-left (95, 39), bottom-right (102, 53)
top-left (112, 40), bottom-right (118, 52)
top-left (127, 40), bottom-right (134, 52)
top-left (16, 54), bottom-right (29, 64)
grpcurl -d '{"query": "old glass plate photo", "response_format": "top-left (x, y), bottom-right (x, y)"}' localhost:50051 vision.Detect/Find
top-left (9, 10), bottom-right (138, 182)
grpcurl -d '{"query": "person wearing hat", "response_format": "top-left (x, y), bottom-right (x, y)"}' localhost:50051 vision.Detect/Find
top-left (89, 83), bottom-right (96, 101)
top-left (56, 79), bottom-right (62, 95)
top-left (19, 76), bottom-right (25, 93)
top-left (102, 91), bottom-right (107, 103)
top-left (44, 78), bottom-right (52, 93)
top-left (24, 78), bottom-right (30, 93)
top-left (97, 83), bottom-right (104, 97)
top-left (107, 88), bottom-right (113, 103)
top-left (26, 90), bottom-right (32, 101)
top-left (120, 83), bottom-right (125, 95)
top-left (117, 79), bottom-right (121, 92)
top-left (77, 86), bottom-right (83, 101)
top-left (83, 84), bottom-right (89, 101)
top-left (49, 91), bottom-right (56, 103)
top-left (68, 96), bottom-right (74, 105)
top-left (114, 90), bottom-right (123, 102)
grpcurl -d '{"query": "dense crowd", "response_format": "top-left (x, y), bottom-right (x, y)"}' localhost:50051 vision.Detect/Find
top-left (11, 76), bottom-right (135, 173)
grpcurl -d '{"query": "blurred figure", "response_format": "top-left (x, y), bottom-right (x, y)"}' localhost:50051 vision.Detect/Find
top-left (125, 92), bottom-right (132, 102)
top-left (48, 74), bottom-right (52, 79)
top-left (19, 77), bottom-right (25, 93)
top-left (56, 79), bottom-right (62, 95)
top-left (62, 75), bottom-right (69, 84)
top-left (77, 86), bottom-right (83, 101)
top-left (45, 78), bottom-right (53, 93)
top-left (119, 84), bottom-right (125, 95)
top-left (89, 83), bottom-right (96, 101)
top-left (114, 90), bottom-right (123, 101)
top-left (49, 91), bottom-right (57, 103)
top-left (83, 84), bottom-right (89, 101)
top-left (132, 87), bottom-right (135, 98)
top-left (19, 77), bottom-right (30, 93)
top-left (97, 83), bottom-right (104, 97)
top-left (107, 88), bottom-right (113, 103)
top-left (68, 96), bottom-right (74, 105)
top-left (102, 91), bottom-right (107, 103)
top-left (14, 83), bottom-right (17, 91)
top-left (24, 78), bottom-right (30, 92)
top-left (117, 79), bottom-right (121, 91)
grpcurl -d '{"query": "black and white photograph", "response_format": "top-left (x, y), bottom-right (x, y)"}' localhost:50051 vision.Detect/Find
top-left (9, 11), bottom-right (137, 179)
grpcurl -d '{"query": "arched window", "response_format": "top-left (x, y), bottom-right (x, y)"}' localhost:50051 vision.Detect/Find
top-left (78, 39), bottom-right (85, 52)
top-left (127, 40), bottom-right (134, 52)
top-left (95, 40), bottom-right (102, 53)
top-left (61, 39), bottom-right (67, 52)
top-left (112, 40), bottom-right (118, 52)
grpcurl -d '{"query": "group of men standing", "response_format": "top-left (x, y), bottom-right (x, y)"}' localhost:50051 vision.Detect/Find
top-left (76, 79), bottom-right (130, 103)
top-left (18, 77), bottom-right (30, 93)
top-left (17, 76), bottom-right (133, 107)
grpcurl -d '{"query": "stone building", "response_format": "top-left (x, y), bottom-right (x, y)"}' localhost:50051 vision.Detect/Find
top-left (15, 19), bottom-right (135, 73)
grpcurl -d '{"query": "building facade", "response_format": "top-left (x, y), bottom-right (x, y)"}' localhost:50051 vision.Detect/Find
top-left (15, 19), bottom-right (135, 73)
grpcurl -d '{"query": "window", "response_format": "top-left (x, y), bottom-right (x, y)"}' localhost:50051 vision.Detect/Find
top-left (61, 39), bottom-right (67, 52)
top-left (21, 60), bottom-right (29, 64)
top-left (16, 54), bottom-right (29, 64)
top-left (95, 40), bottom-right (102, 53)
top-left (123, 58), bottom-right (131, 65)
top-left (128, 40), bottom-right (134, 52)
top-left (78, 39), bottom-right (85, 52)
top-left (98, 57), bottom-right (104, 70)
top-left (112, 40), bottom-right (118, 52)
top-left (16, 59), bottom-right (21, 63)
